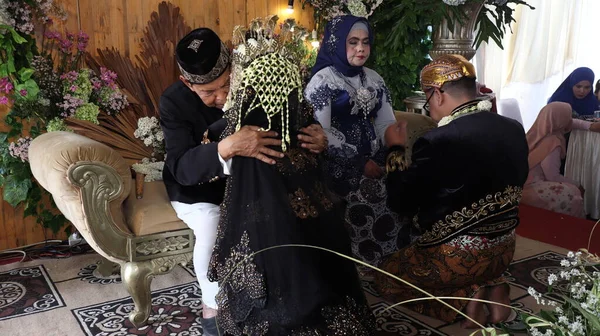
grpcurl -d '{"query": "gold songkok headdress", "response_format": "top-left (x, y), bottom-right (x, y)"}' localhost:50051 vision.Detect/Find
top-left (420, 54), bottom-right (476, 91)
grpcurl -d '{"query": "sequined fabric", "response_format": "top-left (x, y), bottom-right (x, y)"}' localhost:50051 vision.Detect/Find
top-left (306, 66), bottom-right (409, 266)
top-left (209, 90), bottom-right (375, 335)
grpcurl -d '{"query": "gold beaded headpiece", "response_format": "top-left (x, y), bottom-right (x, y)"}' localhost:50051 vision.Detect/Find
top-left (420, 54), bottom-right (476, 91)
top-left (225, 16), bottom-right (308, 152)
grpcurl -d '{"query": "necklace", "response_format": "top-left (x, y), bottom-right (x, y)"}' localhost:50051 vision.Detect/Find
top-left (332, 68), bottom-right (377, 118)
top-left (438, 100), bottom-right (493, 127)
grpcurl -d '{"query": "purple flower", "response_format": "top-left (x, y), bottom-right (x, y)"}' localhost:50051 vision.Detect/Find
top-left (66, 31), bottom-right (75, 40)
top-left (8, 137), bottom-right (33, 162)
top-left (100, 67), bottom-right (118, 87)
top-left (59, 38), bottom-right (73, 53)
top-left (76, 30), bottom-right (90, 52)
top-left (77, 42), bottom-right (87, 52)
top-left (56, 94), bottom-right (84, 118)
top-left (0, 96), bottom-right (9, 105)
top-left (70, 85), bottom-right (78, 92)
top-left (60, 71), bottom-right (79, 82)
top-left (91, 77), bottom-right (102, 90)
top-left (19, 89), bottom-right (28, 96)
top-left (0, 78), bottom-right (13, 94)
top-left (77, 31), bottom-right (89, 43)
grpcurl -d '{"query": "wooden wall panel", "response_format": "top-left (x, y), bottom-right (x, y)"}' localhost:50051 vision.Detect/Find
top-left (0, 0), bottom-right (314, 251)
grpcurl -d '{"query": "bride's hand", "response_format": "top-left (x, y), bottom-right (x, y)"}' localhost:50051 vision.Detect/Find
top-left (590, 122), bottom-right (600, 133)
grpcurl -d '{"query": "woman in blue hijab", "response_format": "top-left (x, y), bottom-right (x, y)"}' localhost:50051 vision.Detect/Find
top-left (305, 15), bottom-right (408, 267)
top-left (548, 67), bottom-right (598, 116)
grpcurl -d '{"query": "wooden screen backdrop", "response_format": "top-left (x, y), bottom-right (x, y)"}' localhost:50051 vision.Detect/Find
top-left (0, 0), bottom-right (315, 250)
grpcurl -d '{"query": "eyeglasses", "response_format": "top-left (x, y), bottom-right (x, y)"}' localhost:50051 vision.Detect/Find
top-left (422, 88), bottom-right (444, 114)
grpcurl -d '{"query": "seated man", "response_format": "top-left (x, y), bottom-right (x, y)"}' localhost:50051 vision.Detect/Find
top-left (374, 55), bottom-right (529, 328)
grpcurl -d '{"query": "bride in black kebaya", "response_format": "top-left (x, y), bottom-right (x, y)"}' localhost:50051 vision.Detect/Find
top-left (207, 17), bottom-right (375, 335)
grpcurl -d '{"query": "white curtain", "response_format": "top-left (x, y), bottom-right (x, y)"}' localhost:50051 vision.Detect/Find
top-left (474, 0), bottom-right (600, 131)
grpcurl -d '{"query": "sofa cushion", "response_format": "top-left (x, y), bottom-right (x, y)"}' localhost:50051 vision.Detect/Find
top-left (123, 180), bottom-right (188, 236)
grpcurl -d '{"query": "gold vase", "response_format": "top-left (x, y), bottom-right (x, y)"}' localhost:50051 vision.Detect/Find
top-left (430, 2), bottom-right (485, 61)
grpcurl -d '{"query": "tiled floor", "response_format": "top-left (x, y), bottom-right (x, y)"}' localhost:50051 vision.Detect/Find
top-left (0, 235), bottom-right (570, 335)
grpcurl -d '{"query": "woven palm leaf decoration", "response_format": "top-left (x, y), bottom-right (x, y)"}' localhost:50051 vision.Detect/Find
top-left (225, 15), bottom-right (309, 152)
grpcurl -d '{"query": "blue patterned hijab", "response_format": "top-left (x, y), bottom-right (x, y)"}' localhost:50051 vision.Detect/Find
top-left (310, 15), bottom-right (373, 78)
top-left (548, 67), bottom-right (598, 116)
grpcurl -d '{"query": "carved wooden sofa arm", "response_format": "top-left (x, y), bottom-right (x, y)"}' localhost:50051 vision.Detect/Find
top-left (29, 131), bottom-right (194, 327)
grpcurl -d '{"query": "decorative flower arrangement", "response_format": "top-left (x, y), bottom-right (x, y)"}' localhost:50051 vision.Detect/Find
top-left (0, 0), bottom-right (129, 233)
top-left (302, 0), bottom-right (384, 20)
top-left (132, 116), bottom-right (165, 182)
top-left (515, 250), bottom-right (600, 336)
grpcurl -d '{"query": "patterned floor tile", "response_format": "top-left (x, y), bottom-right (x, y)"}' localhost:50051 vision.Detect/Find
top-left (72, 282), bottom-right (204, 336)
top-left (180, 262), bottom-right (195, 278)
top-left (371, 301), bottom-right (448, 335)
top-left (504, 251), bottom-right (566, 302)
top-left (0, 265), bottom-right (65, 321)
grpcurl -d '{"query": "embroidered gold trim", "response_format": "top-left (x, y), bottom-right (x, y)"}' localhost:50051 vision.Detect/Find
top-left (178, 42), bottom-right (230, 84)
top-left (289, 188), bottom-right (318, 219)
top-left (467, 218), bottom-right (518, 235)
top-left (417, 186), bottom-right (522, 247)
top-left (386, 149), bottom-right (406, 173)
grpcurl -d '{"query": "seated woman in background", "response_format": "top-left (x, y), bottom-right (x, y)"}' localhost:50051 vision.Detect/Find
top-left (595, 79), bottom-right (600, 102)
top-left (522, 102), bottom-right (600, 218)
top-left (548, 67), bottom-right (598, 116)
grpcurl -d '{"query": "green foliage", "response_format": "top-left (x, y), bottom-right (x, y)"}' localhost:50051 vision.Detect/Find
top-left (368, 1), bottom-right (437, 109)
top-left (474, 0), bottom-right (535, 50)
top-left (0, 13), bottom-right (69, 234)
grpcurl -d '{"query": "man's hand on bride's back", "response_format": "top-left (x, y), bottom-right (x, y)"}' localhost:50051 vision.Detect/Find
top-left (218, 125), bottom-right (284, 165)
top-left (298, 124), bottom-right (328, 154)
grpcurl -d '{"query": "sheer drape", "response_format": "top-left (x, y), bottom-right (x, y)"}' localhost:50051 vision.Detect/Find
top-left (474, 0), bottom-right (600, 130)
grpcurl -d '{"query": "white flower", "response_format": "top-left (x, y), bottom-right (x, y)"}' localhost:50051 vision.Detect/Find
top-left (548, 273), bottom-right (558, 285)
top-left (476, 99), bottom-right (492, 111)
top-left (132, 160), bottom-right (165, 182)
top-left (155, 130), bottom-right (164, 142)
top-left (234, 44), bottom-right (246, 56)
top-left (437, 115), bottom-right (452, 127)
top-left (558, 315), bottom-right (569, 325)
top-left (568, 321), bottom-right (584, 334)
top-left (442, 0), bottom-right (468, 5)
top-left (347, 0), bottom-right (368, 17)
top-left (247, 38), bottom-right (258, 48)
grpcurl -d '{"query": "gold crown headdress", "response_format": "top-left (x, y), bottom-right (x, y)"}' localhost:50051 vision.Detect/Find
top-left (420, 54), bottom-right (477, 91)
top-left (224, 16), bottom-right (309, 151)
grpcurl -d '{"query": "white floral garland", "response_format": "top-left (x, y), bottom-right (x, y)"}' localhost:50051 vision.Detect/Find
top-left (132, 158), bottom-right (164, 182)
top-left (437, 100), bottom-right (492, 127)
